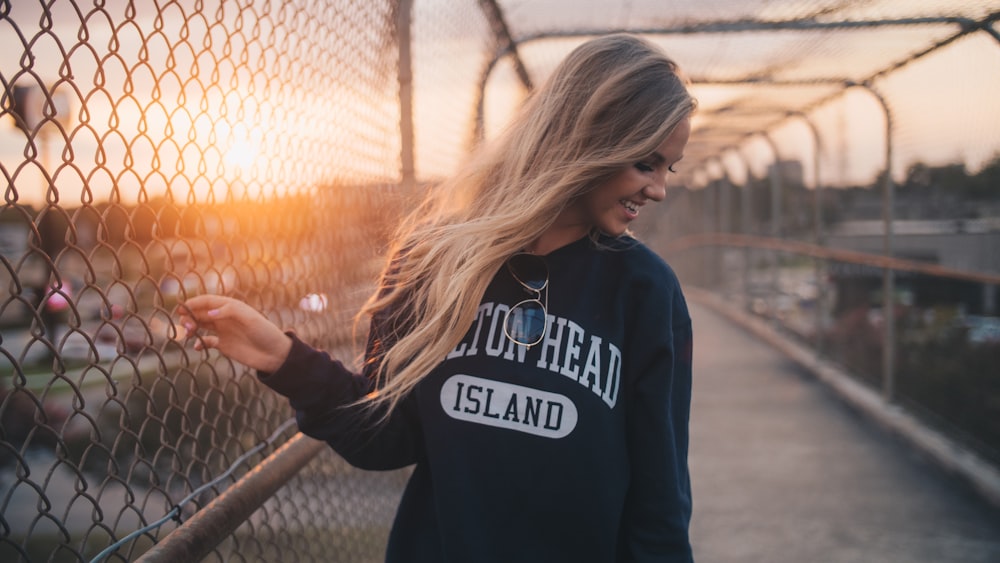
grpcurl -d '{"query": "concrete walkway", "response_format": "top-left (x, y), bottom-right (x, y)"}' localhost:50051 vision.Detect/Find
top-left (687, 302), bottom-right (1000, 563)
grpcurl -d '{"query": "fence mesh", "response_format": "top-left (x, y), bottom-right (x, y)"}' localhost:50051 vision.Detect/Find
top-left (1, 1), bottom-right (411, 561)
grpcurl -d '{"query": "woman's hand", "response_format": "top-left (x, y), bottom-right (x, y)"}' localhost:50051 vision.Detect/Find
top-left (177, 295), bottom-right (293, 373)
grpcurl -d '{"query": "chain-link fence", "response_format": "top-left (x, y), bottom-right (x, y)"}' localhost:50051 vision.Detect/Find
top-left (3, 0), bottom-right (1000, 561)
top-left (1, 1), bottom-right (415, 560)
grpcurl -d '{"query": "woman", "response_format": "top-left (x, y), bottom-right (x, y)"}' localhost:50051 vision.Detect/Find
top-left (180, 33), bottom-right (696, 562)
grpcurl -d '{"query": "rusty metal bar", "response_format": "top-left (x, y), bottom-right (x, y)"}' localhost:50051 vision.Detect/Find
top-left (514, 15), bottom-right (992, 40)
top-left (477, 0), bottom-right (532, 90)
top-left (666, 233), bottom-right (1000, 287)
top-left (473, 0), bottom-right (534, 142)
top-left (135, 433), bottom-right (326, 563)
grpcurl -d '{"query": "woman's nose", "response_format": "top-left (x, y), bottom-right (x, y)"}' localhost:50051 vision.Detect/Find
top-left (643, 175), bottom-right (667, 202)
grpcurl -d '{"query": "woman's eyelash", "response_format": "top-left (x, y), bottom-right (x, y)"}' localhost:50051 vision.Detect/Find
top-left (635, 162), bottom-right (678, 174)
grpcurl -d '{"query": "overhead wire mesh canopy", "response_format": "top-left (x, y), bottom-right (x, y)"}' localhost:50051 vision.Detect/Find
top-left (468, 0), bottom-right (1000, 188)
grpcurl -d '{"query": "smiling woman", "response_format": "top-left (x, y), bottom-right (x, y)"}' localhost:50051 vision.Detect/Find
top-left (179, 33), bottom-right (698, 562)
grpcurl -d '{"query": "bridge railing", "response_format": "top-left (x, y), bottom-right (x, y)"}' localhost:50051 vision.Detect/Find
top-left (646, 189), bottom-right (1000, 486)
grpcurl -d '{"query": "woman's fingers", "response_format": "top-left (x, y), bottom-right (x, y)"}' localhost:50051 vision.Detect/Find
top-left (181, 295), bottom-right (229, 320)
top-left (175, 297), bottom-right (228, 344)
top-left (177, 296), bottom-right (247, 331)
top-left (192, 334), bottom-right (219, 351)
top-left (174, 295), bottom-right (290, 372)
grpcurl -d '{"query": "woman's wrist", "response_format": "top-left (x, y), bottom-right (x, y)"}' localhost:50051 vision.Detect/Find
top-left (262, 333), bottom-right (294, 374)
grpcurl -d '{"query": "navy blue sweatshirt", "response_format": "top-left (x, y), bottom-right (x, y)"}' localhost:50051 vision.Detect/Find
top-left (259, 235), bottom-right (694, 562)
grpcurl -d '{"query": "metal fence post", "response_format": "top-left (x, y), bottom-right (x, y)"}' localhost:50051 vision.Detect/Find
top-left (851, 81), bottom-right (896, 403)
top-left (397, 0), bottom-right (415, 190)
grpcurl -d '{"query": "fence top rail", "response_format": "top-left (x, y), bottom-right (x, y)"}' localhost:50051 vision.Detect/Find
top-left (667, 233), bottom-right (1000, 286)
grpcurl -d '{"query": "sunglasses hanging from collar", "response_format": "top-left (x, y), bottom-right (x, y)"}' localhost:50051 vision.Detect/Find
top-left (503, 252), bottom-right (549, 347)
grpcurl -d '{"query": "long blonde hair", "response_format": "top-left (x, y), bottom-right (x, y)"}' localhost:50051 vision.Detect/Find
top-left (359, 33), bottom-right (696, 415)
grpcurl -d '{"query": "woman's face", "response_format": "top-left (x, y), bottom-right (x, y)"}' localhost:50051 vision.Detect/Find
top-left (576, 116), bottom-right (691, 237)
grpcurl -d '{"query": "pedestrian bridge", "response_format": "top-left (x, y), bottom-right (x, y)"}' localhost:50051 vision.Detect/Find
top-left (2, 1), bottom-right (1000, 561)
top-left (687, 297), bottom-right (1000, 563)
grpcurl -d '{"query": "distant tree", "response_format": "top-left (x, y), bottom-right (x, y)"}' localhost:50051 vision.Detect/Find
top-left (901, 157), bottom-right (1000, 200)
top-left (967, 154), bottom-right (1000, 199)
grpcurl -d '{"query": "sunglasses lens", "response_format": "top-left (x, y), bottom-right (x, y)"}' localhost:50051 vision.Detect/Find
top-left (508, 254), bottom-right (548, 291)
top-left (505, 300), bottom-right (546, 346)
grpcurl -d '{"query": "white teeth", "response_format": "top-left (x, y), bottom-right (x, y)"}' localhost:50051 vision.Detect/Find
top-left (621, 200), bottom-right (638, 214)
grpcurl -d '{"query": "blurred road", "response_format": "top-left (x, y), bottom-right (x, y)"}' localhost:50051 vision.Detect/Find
top-left (687, 302), bottom-right (1000, 563)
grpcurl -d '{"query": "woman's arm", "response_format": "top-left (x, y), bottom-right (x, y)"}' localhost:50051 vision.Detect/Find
top-left (257, 331), bottom-right (424, 470)
top-left (618, 281), bottom-right (694, 562)
top-left (178, 295), bottom-right (423, 469)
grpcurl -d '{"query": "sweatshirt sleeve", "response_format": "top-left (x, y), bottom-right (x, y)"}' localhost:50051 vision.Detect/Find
top-left (257, 324), bottom-right (424, 470)
top-left (617, 271), bottom-right (694, 562)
